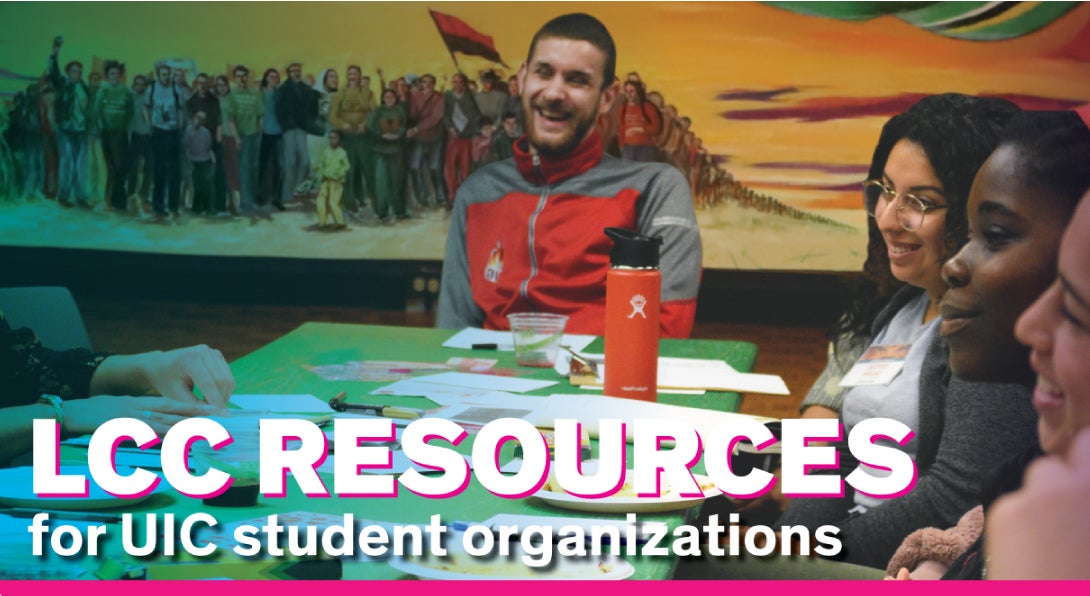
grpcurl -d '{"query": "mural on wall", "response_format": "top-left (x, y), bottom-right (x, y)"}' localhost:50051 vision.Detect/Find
top-left (1, 1), bottom-right (1088, 271)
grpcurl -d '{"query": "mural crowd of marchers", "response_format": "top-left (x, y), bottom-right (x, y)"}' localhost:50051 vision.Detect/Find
top-left (0, 10), bottom-right (844, 231)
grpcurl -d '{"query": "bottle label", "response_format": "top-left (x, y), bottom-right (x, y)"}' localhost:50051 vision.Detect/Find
top-left (627, 293), bottom-right (649, 319)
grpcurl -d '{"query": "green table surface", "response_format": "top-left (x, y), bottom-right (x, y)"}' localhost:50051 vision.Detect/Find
top-left (66, 323), bottom-right (759, 580)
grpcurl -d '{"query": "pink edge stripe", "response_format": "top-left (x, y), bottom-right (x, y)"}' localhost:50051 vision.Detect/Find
top-left (2, 580), bottom-right (1089, 594)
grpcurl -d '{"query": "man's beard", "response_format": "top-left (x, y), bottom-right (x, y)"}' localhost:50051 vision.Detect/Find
top-left (525, 98), bottom-right (596, 157)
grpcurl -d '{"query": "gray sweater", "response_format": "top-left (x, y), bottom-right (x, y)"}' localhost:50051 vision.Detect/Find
top-left (780, 287), bottom-right (1039, 569)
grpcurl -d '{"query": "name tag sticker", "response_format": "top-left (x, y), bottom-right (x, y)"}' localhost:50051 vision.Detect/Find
top-left (838, 344), bottom-right (910, 387)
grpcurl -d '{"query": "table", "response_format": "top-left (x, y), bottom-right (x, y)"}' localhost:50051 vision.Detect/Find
top-left (62, 323), bottom-right (759, 580)
top-left (231, 323), bottom-right (757, 411)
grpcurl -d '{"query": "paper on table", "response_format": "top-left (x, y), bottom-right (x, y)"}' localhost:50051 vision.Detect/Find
top-left (443, 327), bottom-right (596, 353)
top-left (431, 403), bottom-right (538, 426)
top-left (398, 371), bottom-right (558, 394)
top-left (575, 384), bottom-right (707, 396)
top-left (373, 379), bottom-right (502, 401)
top-left (578, 358), bottom-right (788, 396)
top-left (529, 393), bottom-right (777, 442)
top-left (229, 394), bottom-right (335, 414)
top-left (315, 451), bottom-right (472, 476)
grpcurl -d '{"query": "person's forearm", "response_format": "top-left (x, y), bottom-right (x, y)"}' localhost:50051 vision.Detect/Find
top-left (0, 404), bottom-right (57, 465)
top-left (88, 353), bottom-right (156, 396)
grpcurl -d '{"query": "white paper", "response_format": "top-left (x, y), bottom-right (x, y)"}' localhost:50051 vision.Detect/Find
top-left (561, 355), bottom-right (787, 396)
top-left (529, 393), bottom-right (777, 442)
top-left (431, 403), bottom-right (538, 426)
top-left (373, 379), bottom-right (503, 401)
top-left (576, 384), bottom-right (707, 395)
top-left (315, 451), bottom-right (472, 475)
top-left (703, 372), bottom-right (790, 395)
top-left (425, 389), bottom-right (547, 409)
top-left (591, 360), bottom-right (788, 396)
top-left (397, 371), bottom-right (558, 394)
top-left (228, 394), bottom-right (334, 413)
top-left (443, 327), bottom-right (596, 353)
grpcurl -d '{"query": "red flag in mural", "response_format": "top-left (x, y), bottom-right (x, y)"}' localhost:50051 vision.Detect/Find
top-left (429, 9), bottom-right (508, 67)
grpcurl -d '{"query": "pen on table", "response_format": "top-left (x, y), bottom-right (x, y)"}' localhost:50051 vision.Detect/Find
top-left (329, 393), bottom-right (425, 420)
top-left (472, 343), bottom-right (498, 350)
top-left (2, 509), bottom-right (123, 523)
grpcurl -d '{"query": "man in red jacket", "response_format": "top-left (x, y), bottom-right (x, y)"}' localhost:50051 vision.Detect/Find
top-left (437, 13), bottom-right (702, 338)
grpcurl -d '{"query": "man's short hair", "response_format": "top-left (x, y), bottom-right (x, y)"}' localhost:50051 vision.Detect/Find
top-left (421, 73), bottom-right (436, 84)
top-left (103, 60), bottom-right (124, 74)
top-left (132, 74), bottom-right (147, 85)
top-left (502, 112), bottom-right (517, 121)
top-left (347, 65), bottom-right (362, 76)
top-left (285, 62), bottom-right (302, 72)
top-left (234, 65), bottom-right (249, 75)
top-left (526, 13), bottom-right (616, 89)
top-left (64, 60), bottom-right (83, 74)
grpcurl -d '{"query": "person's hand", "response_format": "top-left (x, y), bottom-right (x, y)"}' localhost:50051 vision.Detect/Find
top-left (986, 430), bottom-right (1090, 579)
top-left (63, 395), bottom-right (222, 436)
top-left (95, 345), bottom-right (234, 408)
top-left (884, 568), bottom-right (912, 580)
top-left (142, 345), bottom-right (234, 407)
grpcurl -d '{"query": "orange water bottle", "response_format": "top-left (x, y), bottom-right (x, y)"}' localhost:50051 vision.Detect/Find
top-left (604, 227), bottom-right (662, 401)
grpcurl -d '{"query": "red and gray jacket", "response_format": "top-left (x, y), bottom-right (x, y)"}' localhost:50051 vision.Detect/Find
top-left (437, 130), bottom-right (702, 338)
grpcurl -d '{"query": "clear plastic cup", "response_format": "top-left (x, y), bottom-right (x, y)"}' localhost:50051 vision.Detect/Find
top-left (507, 313), bottom-right (569, 367)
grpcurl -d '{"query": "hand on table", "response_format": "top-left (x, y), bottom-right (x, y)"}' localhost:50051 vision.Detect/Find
top-left (141, 345), bottom-right (234, 407)
top-left (985, 429), bottom-right (1090, 579)
top-left (91, 345), bottom-right (235, 408)
top-left (63, 395), bottom-right (223, 436)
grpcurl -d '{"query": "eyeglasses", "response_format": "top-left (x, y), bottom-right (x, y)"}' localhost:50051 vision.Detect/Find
top-left (862, 179), bottom-right (947, 232)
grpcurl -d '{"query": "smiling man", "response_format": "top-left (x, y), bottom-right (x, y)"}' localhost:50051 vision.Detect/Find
top-left (437, 13), bottom-right (702, 337)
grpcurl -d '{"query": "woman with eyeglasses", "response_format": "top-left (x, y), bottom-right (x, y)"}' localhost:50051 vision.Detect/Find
top-left (774, 94), bottom-right (1039, 569)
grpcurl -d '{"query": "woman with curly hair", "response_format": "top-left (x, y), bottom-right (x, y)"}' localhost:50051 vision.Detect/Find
top-left (777, 94), bottom-right (1037, 569)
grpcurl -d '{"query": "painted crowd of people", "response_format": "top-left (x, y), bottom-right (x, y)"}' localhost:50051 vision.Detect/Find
top-left (0, 37), bottom-right (827, 232)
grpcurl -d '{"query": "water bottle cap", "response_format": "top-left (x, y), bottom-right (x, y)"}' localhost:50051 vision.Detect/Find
top-left (605, 227), bottom-right (662, 268)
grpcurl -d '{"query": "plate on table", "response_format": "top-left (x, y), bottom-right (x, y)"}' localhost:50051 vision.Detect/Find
top-left (389, 535), bottom-right (634, 580)
top-left (0, 465), bottom-right (170, 510)
top-left (533, 471), bottom-right (720, 514)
